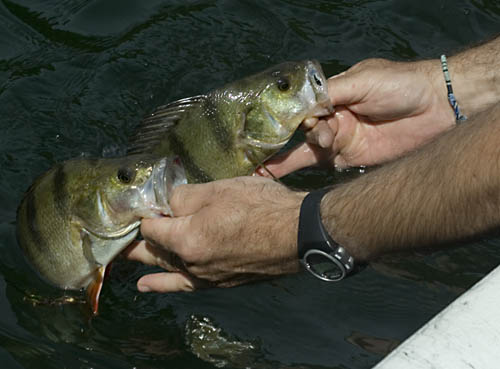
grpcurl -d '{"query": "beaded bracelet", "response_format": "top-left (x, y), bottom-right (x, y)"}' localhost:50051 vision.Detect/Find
top-left (440, 55), bottom-right (467, 122)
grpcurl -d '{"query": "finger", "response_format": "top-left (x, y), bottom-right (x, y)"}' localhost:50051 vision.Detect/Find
top-left (140, 216), bottom-right (190, 253)
top-left (301, 117), bottom-right (318, 130)
top-left (168, 183), bottom-right (216, 216)
top-left (137, 272), bottom-right (197, 292)
top-left (304, 120), bottom-right (335, 148)
top-left (123, 240), bottom-right (158, 265)
top-left (327, 69), bottom-right (366, 106)
top-left (124, 240), bottom-right (185, 272)
top-left (257, 142), bottom-right (324, 178)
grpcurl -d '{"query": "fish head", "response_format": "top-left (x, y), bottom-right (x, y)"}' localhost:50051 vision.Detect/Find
top-left (95, 155), bottom-right (186, 227)
top-left (240, 60), bottom-right (333, 160)
top-left (75, 155), bottom-right (186, 238)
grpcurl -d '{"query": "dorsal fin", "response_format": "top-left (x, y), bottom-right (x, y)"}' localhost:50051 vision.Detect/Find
top-left (127, 95), bottom-right (206, 155)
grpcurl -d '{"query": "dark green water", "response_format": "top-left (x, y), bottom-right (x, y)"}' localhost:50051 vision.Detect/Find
top-left (1, 1), bottom-right (499, 368)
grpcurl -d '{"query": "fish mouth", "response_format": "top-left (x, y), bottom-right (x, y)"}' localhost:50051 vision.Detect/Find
top-left (305, 99), bottom-right (335, 119)
top-left (140, 157), bottom-right (188, 217)
top-left (304, 60), bottom-right (335, 119)
top-left (150, 158), bottom-right (170, 215)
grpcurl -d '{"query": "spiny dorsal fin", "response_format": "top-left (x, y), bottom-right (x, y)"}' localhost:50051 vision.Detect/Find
top-left (127, 95), bottom-right (206, 155)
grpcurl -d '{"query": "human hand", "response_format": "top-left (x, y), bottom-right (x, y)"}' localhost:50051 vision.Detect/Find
top-left (261, 58), bottom-right (456, 177)
top-left (124, 176), bottom-right (306, 292)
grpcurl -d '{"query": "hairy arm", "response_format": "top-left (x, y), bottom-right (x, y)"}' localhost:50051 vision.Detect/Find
top-left (448, 35), bottom-right (500, 117)
top-left (322, 103), bottom-right (500, 261)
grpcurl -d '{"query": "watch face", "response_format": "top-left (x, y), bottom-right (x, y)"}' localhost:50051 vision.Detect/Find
top-left (302, 250), bottom-right (346, 282)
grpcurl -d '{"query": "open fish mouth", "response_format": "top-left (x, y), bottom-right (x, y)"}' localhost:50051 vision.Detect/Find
top-left (303, 60), bottom-right (335, 119)
top-left (140, 157), bottom-right (187, 217)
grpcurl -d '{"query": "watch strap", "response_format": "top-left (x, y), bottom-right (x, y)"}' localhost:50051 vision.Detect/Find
top-left (297, 188), bottom-right (334, 259)
top-left (297, 187), bottom-right (356, 276)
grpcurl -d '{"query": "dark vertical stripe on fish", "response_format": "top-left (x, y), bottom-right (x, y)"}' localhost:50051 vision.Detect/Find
top-left (168, 133), bottom-right (214, 183)
top-left (203, 97), bottom-right (234, 152)
top-left (52, 164), bottom-right (67, 213)
top-left (24, 189), bottom-right (47, 252)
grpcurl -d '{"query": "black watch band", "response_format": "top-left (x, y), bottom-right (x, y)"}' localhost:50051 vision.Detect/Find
top-left (297, 187), bottom-right (356, 281)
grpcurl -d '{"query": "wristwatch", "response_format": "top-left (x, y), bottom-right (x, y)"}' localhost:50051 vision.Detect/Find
top-left (297, 188), bottom-right (357, 281)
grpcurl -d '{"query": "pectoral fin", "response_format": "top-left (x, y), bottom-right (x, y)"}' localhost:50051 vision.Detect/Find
top-left (86, 265), bottom-right (106, 315)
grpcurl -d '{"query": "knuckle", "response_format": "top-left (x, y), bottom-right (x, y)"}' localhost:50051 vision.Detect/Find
top-left (215, 182), bottom-right (233, 199)
top-left (176, 233), bottom-right (205, 264)
top-left (185, 264), bottom-right (203, 279)
top-left (174, 242), bottom-right (192, 261)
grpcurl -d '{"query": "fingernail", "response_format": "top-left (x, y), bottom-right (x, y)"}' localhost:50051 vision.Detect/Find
top-left (303, 117), bottom-right (318, 128)
top-left (255, 166), bottom-right (267, 177)
top-left (138, 284), bottom-right (151, 292)
top-left (318, 132), bottom-right (329, 148)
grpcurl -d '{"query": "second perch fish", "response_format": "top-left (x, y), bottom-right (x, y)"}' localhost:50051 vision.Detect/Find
top-left (128, 60), bottom-right (333, 183)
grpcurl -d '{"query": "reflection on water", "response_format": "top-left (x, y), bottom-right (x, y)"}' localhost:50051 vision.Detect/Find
top-left (346, 331), bottom-right (400, 356)
top-left (185, 315), bottom-right (258, 368)
top-left (1, 0), bottom-right (499, 368)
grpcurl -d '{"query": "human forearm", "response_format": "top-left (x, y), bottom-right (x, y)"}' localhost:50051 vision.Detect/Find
top-left (321, 103), bottom-right (500, 262)
top-left (444, 36), bottom-right (500, 117)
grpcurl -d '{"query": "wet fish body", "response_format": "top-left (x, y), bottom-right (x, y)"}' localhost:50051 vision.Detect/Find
top-left (16, 155), bottom-right (186, 313)
top-left (16, 60), bottom-right (332, 314)
top-left (128, 60), bottom-right (333, 183)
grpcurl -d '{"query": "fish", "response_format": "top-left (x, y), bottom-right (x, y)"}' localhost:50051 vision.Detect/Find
top-left (16, 155), bottom-right (187, 314)
top-left (128, 60), bottom-right (333, 183)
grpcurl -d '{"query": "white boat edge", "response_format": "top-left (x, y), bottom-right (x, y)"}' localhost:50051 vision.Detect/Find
top-left (373, 264), bottom-right (500, 369)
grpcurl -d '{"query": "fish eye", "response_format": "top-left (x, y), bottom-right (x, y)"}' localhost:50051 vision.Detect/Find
top-left (313, 73), bottom-right (323, 86)
top-left (277, 78), bottom-right (290, 91)
top-left (117, 168), bottom-right (135, 184)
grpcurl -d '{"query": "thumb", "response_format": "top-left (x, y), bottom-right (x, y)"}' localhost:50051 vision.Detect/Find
top-left (327, 69), bottom-right (366, 106)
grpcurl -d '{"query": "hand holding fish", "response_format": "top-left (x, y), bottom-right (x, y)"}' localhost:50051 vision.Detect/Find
top-left (262, 58), bottom-right (459, 177)
top-left (16, 60), bottom-right (332, 312)
top-left (125, 176), bottom-right (306, 291)
top-left (122, 58), bottom-right (463, 293)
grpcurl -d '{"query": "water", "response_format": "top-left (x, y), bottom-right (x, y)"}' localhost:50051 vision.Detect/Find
top-left (1, 0), bottom-right (499, 368)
